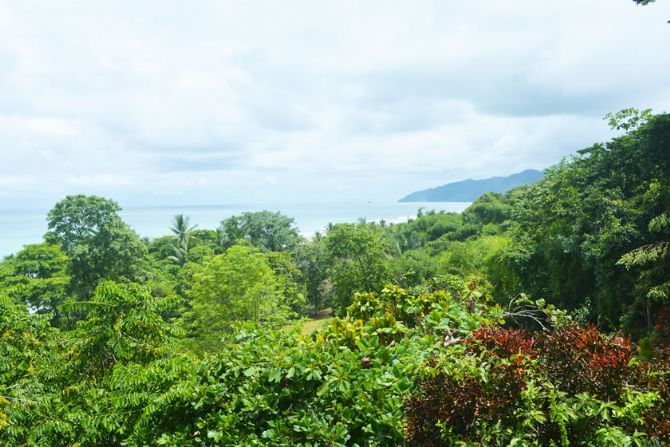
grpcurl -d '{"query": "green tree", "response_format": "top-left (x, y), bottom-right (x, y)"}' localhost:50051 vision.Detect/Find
top-left (462, 192), bottom-right (512, 226)
top-left (265, 251), bottom-right (308, 316)
top-left (167, 214), bottom-right (198, 266)
top-left (218, 211), bottom-right (303, 252)
top-left (65, 281), bottom-right (178, 380)
top-left (294, 234), bottom-right (331, 314)
top-left (0, 295), bottom-right (59, 438)
top-left (324, 223), bottom-right (392, 314)
top-left (46, 195), bottom-right (122, 254)
top-left (169, 214), bottom-right (197, 246)
top-left (67, 218), bottom-right (148, 298)
top-left (0, 243), bottom-right (69, 325)
top-left (190, 229), bottom-right (220, 251)
top-left (46, 195), bottom-right (148, 299)
top-left (502, 111), bottom-right (670, 330)
top-left (387, 210), bottom-right (465, 253)
top-left (618, 208), bottom-right (670, 329)
top-left (185, 245), bottom-right (288, 352)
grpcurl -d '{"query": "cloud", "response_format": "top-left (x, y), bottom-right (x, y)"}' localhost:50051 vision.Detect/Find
top-left (0, 0), bottom-right (668, 208)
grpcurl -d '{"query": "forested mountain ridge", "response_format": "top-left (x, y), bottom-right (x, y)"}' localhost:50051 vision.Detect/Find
top-left (399, 168), bottom-right (544, 202)
top-left (0, 110), bottom-right (669, 445)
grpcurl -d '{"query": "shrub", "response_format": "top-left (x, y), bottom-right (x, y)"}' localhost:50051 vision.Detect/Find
top-left (405, 325), bottom-right (660, 446)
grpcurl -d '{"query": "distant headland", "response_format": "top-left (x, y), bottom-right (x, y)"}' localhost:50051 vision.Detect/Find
top-left (399, 169), bottom-right (544, 202)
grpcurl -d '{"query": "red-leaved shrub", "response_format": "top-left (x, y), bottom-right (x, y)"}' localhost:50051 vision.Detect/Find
top-left (404, 356), bottom-right (525, 446)
top-left (404, 325), bottom-right (659, 446)
top-left (536, 325), bottom-right (634, 400)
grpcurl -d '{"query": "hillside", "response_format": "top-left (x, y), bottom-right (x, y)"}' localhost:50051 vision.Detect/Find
top-left (399, 169), bottom-right (544, 202)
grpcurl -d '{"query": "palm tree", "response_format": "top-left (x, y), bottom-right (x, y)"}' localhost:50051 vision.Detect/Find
top-left (170, 214), bottom-right (197, 246)
top-left (168, 238), bottom-right (190, 266)
top-left (168, 214), bottom-right (198, 266)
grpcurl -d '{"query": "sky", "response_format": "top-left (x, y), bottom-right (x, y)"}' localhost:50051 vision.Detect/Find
top-left (0, 0), bottom-right (669, 209)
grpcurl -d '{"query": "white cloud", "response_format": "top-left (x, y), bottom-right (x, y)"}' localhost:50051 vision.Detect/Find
top-left (0, 0), bottom-right (668, 209)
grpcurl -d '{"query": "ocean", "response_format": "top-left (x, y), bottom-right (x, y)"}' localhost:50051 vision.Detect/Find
top-left (0, 202), bottom-right (470, 257)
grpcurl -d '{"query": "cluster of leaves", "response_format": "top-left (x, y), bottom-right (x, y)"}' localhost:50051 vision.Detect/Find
top-left (0, 276), bottom-right (495, 446)
top-left (385, 111), bottom-right (670, 337)
top-left (501, 112), bottom-right (670, 332)
top-left (4, 269), bottom-right (668, 446)
top-left (406, 323), bottom-right (670, 446)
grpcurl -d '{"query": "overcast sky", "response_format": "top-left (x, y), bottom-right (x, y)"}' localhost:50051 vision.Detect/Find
top-left (0, 0), bottom-right (668, 209)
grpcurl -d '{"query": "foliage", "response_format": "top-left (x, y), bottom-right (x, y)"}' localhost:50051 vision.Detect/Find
top-left (45, 195), bottom-right (149, 300)
top-left (167, 214), bottom-right (199, 266)
top-left (324, 223), bottom-right (393, 315)
top-left (46, 195), bottom-right (122, 254)
top-left (0, 243), bottom-right (69, 324)
top-left (64, 281), bottom-right (180, 380)
top-left (387, 210), bottom-right (464, 253)
top-left (391, 249), bottom-right (437, 290)
top-left (406, 324), bottom-right (667, 446)
top-left (68, 218), bottom-right (148, 298)
top-left (184, 245), bottom-right (290, 352)
top-left (294, 234), bottom-right (331, 314)
top-left (219, 211), bottom-right (303, 252)
top-left (265, 251), bottom-right (308, 316)
top-left (501, 112), bottom-right (670, 330)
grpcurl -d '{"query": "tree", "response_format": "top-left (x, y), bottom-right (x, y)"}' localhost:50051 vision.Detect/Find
top-left (46, 195), bottom-right (122, 254)
top-left (618, 209), bottom-right (670, 330)
top-left (46, 196), bottom-right (148, 299)
top-left (502, 111), bottom-right (670, 330)
top-left (462, 192), bottom-right (512, 226)
top-left (324, 223), bottom-right (392, 314)
top-left (265, 251), bottom-right (308, 316)
top-left (218, 211), bottom-right (303, 252)
top-left (0, 243), bottom-right (69, 325)
top-left (0, 294), bottom-right (57, 388)
top-left (168, 238), bottom-right (193, 266)
top-left (391, 248), bottom-right (437, 289)
top-left (169, 214), bottom-right (197, 246)
top-left (67, 218), bottom-right (147, 298)
top-left (185, 246), bottom-right (288, 352)
top-left (66, 281), bottom-right (178, 380)
top-left (294, 234), bottom-right (331, 314)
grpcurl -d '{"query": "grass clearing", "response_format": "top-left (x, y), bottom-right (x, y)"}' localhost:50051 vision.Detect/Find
top-left (298, 308), bottom-right (332, 335)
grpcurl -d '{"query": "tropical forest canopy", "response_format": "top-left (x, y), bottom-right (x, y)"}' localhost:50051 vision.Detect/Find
top-left (0, 109), bottom-right (669, 445)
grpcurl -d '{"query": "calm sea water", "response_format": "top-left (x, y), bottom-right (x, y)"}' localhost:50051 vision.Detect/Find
top-left (0, 202), bottom-right (470, 257)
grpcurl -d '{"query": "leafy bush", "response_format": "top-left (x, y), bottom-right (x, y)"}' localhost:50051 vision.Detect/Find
top-left (406, 324), bottom-right (667, 446)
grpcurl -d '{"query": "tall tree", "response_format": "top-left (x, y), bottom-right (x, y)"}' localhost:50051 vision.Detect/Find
top-left (325, 223), bottom-right (392, 315)
top-left (66, 281), bottom-right (178, 381)
top-left (46, 195), bottom-right (147, 299)
top-left (169, 214), bottom-right (197, 246)
top-left (502, 111), bottom-right (670, 330)
top-left (67, 219), bottom-right (148, 297)
top-left (46, 195), bottom-right (122, 254)
top-left (167, 214), bottom-right (198, 266)
top-left (218, 211), bottom-right (303, 252)
top-left (294, 234), bottom-right (331, 315)
top-left (185, 245), bottom-right (288, 352)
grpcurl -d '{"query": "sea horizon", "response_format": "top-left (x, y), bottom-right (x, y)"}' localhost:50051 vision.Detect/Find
top-left (0, 201), bottom-right (471, 257)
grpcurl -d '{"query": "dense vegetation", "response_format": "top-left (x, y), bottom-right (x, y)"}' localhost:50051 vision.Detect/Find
top-left (0, 110), bottom-right (669, 445)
